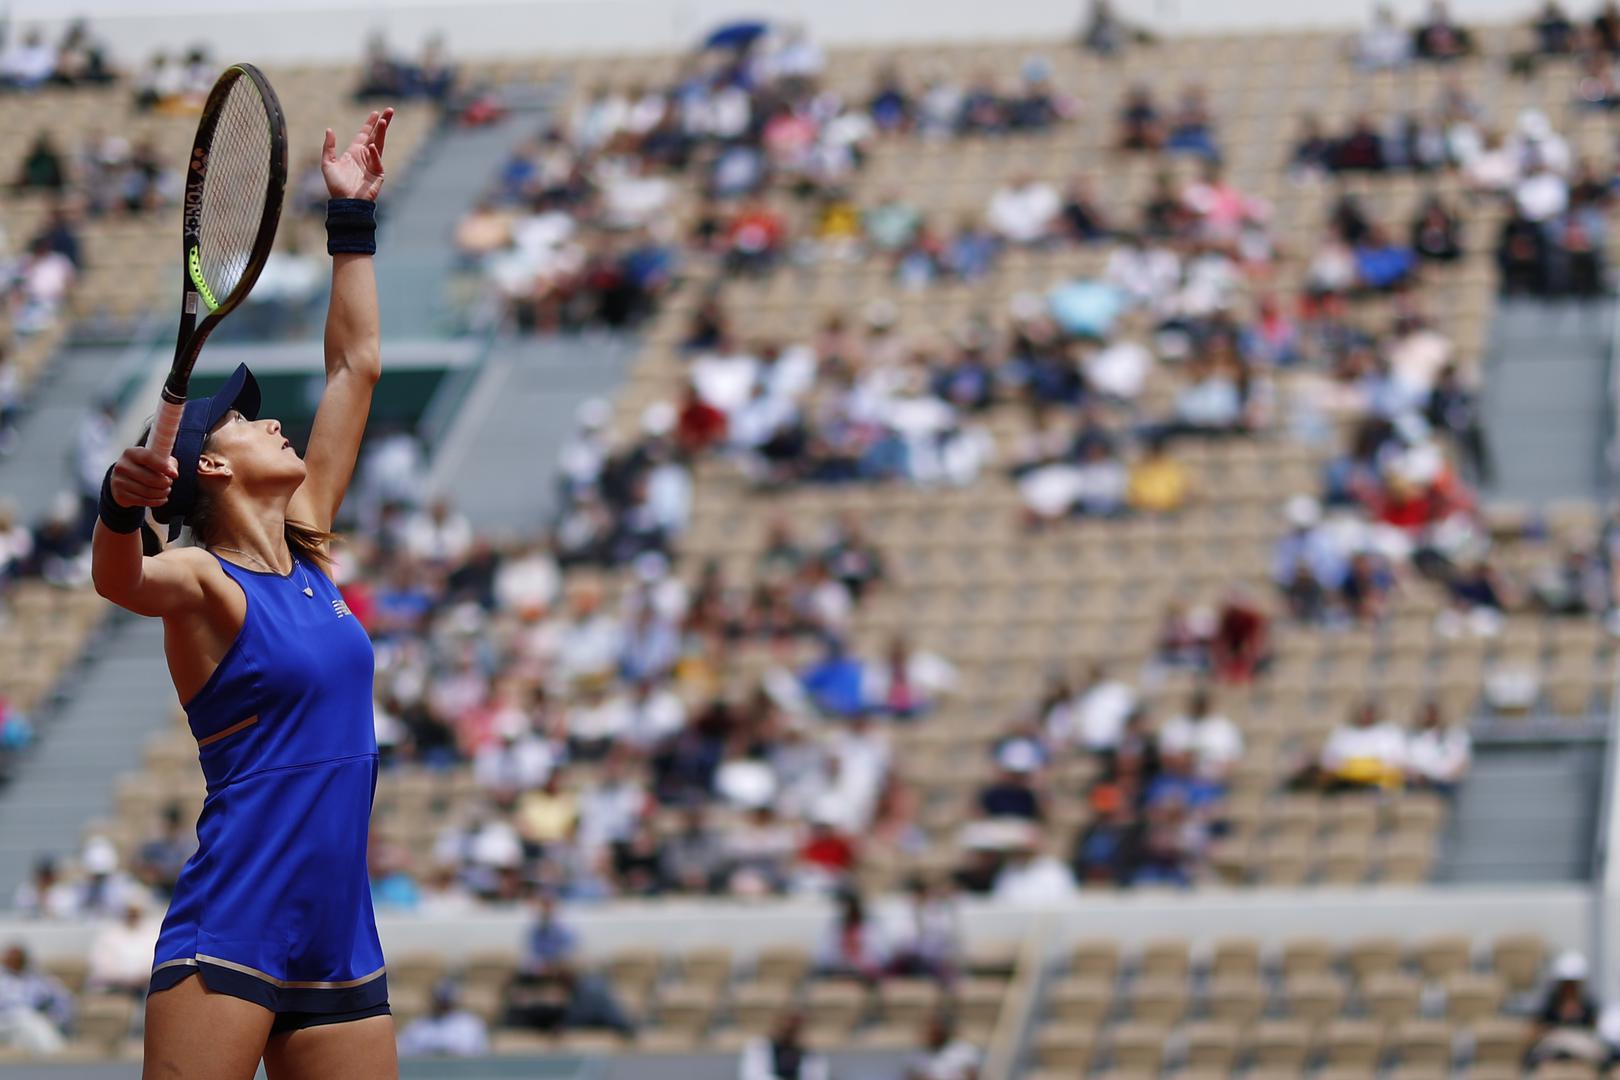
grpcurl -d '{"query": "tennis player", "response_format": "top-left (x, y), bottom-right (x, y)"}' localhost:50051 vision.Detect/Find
top-left (92, 108), bottom-right (397, 1080)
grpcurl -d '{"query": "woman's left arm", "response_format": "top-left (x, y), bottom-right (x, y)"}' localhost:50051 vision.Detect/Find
top-left (291, 107), bottom-right (392, 532)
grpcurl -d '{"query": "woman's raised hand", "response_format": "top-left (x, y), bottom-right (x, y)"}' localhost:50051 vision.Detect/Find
top-left (321, 107), bottom-right (392, 201)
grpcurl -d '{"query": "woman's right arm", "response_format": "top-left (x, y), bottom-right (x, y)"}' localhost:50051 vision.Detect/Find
top-left (91, 446), bottom-right (209, 617)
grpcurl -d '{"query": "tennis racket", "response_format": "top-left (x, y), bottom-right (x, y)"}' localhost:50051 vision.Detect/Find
top-left (149, 62), bottom-right (287, 460)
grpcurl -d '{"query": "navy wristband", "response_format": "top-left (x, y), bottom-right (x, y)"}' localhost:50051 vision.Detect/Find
top-left (98, 465), bottom-right (145, 534)
top-left (326, 198), bottom-right (377, 256)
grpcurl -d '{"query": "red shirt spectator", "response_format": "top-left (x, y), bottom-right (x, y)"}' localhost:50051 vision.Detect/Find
top-left (1211, 590), bottom-right (1269, 682)
top-left (675, 385), bottom-right (728, 453)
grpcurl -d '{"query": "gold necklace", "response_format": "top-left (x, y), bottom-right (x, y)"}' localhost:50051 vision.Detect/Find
top-left (211, 545), bottom-right (315, 598)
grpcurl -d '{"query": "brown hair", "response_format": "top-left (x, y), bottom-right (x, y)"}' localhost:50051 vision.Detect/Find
top-left (143, 423), bottom-right (335, 574)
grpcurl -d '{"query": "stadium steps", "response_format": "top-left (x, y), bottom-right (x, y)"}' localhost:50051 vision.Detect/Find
top-left (1480, 298), bottom-right (1616, 503)
top-left (0, 614), bottom-right (174, 898)
top-left (1433, 737), bottom-right (1605, 884)
top-left (373, 90), bottom-right (559, 338)
top-left (426, 331), bottom-right (640, 531)
top-left (0, 343), bottom-right (141, 523)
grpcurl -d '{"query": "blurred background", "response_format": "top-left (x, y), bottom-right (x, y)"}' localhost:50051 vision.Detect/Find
top-left (0, 1), bottom-right (1618, 1077)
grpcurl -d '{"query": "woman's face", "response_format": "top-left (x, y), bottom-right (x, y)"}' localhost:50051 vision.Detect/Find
top-left (198, 410), bottom-right (306, 490)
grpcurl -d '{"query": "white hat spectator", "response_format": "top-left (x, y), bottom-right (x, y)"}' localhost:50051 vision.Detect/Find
top-left (1554, 951), bottom-right (1589, 982)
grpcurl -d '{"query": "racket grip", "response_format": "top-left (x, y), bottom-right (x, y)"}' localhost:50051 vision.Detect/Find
top-left (149, 399), bottom-right (185, 460)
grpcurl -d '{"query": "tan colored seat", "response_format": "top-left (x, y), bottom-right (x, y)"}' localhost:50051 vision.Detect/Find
top-left (1107, 1021), bottom-right (1168, 1073)
top-left (1472, 1016), bottom-right (1533, 1069)
top-left (1282, 974), bottom-right (1346, 1026)
top-left (1045, 976), bottom-right (1113, 1026)
top-left (1445, 972), bottom-right (1504, 1024)
top-left (1208, 936), bottom-right (1262, 981)
top-left (75, 993), bottom-right (135, 1050)
top-left (1392, 1018), bottom-right (1453, 1069)
top-left (1322, 1018), bottom-right (1384, 1070)
top-left (1205, 975), bottom-right (1266, 1026)
top-left (880, 978), bottom-right (941, 1027)
top-left (1182, 1020), bottom-right (1241, 1072)
top-left (1138, 938), bottom-right (1191, 981)
top-left (730, 980), bottom-right (794, 1034)
top-left (1413, 933), bottom-right (1473, 981)
top-left (677, 946), bottom-right (733, 991)
top-left (1491, 934), bottom-right (1546, 994)
top-left (605, 947), bottom-right (663, 1001)
top-left (1280, 937), bottom-right (1336, 980)
top-left (1250, 1019), bottom-right (1313, 1071)
top-left (755, 946), bottom-right (810, 988)
top-left (1126, 977), bottom-right (1188, 1025)
top-left (1364, 971), bottom-right (1423, 1024)
top-left (1033, 1021), bottom-right (1098, 1069)
top-left (1345, 936), bottom-right (1404, 983)
top-left (653, 983), bottom-right (716, 1040)
top-left (1070, 938), bottom-right (1121, 985)
top-left (953, 977), bottom-right (1007, 1029)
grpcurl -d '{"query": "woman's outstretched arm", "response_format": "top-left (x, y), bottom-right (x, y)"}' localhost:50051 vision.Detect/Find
top-left (290, 106), bottom-right (392, 533)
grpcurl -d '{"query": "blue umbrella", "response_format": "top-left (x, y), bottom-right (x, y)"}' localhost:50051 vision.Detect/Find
top-left (703, 20), bottom-right (770, 51)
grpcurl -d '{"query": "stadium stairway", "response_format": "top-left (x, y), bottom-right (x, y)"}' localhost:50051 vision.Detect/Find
top-left (1480, 298), bottom-right (1616, 503)
top-left (0, 343), bottom-right (141, 522)
top-left (1434, 734), bottom-right (1606, 884)
top-left (426, 331), bottom-right (640, 531)
top-left (0, 614), bottom-right (173, 898)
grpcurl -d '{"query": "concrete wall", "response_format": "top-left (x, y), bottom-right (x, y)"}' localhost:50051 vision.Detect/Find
top-left (8, 0), bottom-right (1541, 64)
top-left (0, 885), bottom-right (1593, 964)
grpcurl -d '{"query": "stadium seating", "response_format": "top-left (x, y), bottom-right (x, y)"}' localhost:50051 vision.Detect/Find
top-left (1024, 932), bottom-right (1547, 1077)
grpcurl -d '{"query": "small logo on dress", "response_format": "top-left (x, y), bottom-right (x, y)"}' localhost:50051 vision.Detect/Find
top-left (332, 599), bottom-right (352, 619)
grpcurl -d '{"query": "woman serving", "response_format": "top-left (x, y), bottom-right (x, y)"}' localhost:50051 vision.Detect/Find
top-left (93, 107), bottom-right (398, 1080)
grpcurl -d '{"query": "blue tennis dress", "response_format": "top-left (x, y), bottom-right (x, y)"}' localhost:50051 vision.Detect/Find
top-left (149, 553), bottom-right (388, 1014)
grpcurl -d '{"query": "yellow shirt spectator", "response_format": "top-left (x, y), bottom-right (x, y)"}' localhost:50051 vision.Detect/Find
top-left (1127, 447), bottom-right (1189, 513)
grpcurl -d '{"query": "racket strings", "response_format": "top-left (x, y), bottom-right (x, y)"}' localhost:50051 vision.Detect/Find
top-left (196, 75), bottom-right (274, 303)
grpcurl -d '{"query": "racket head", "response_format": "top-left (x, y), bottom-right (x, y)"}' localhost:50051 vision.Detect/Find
top-left (165, 62), bottom-right (288, 407)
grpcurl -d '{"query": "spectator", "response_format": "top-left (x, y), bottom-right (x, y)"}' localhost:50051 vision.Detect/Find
top-left (1210, 586), bottom-right (1269, 682)
top-left (1526, 952), bottom-right (1605, 1067)
top-left (0, 944), bottom-right (72, 1055)
top-left (1413, 0), bottom-right (1474, 61)
top-left (1340, 550), bottom-right (1396, 623)
top-left (1354, 225), bottom-right (1417, 291)
top-left (905, 1012), bottom-right (982, 1080)
top-left (1533, 2), bottom-right (1578, 55)
top-left (398, 978), bottom-right (490, 1057)
top-left (14, 132), bottom-right (65, 191)
top-left (1165, 85), bottom-right (1218, 160)
top-left (1126, 437), bottom-right (1189, 514)
top-left (1056, 664), bottom-right (1137, 752)
top-left (992, 829), bottom-right (1077, 903)
top-left (505, 892), bottom-right (632, 1034)
top-left (1081, 0), bottom-right (1130, 56)
top-left (1158, 688), bottom-right (1242, 785)
top-left (978, 752), bottom-right (1043, 822)
top-left (0, 29), bottom-right (56, 91)
top-left (51, 22), bottom-right (112, 86)
top-left (739, 1009), bottom-right (829, 1080)
top-left (1410, 196), bottom-right (1463, 263)
top-left (134, 803), bottom-right (196, 898)
top-left (1117, 84), bottom-right (1163, 151)
top-left (1289, 114), bottom-right (1337, 180)
top-left (1060, 175), bottom-right (1109, 242)
top-left (816, 890), bottom-right (888, 981)
top-left (1425, 362), bottom-right (1488, 482)
top-left (1319, 702), bottom-right (1407, 792)
top-left (0, 500), bottom-right (32, 581)
top-left (1355, 4), bottom-right (1413, 70)
top-left (987, 174), bottom-right (1061, 246)
top-left (87, 893), bottom-right (159, 996)
top-left (1597, 2), bottom-right (1620, 53)
top-left (886, 877), bottom-right (959, 979)
top-left (11, 857), bottom-right (75, 920)
top-left (1073, 784), bottom-right (1145, 885)
top-left (1405, 700), bottom-right (1471, 796)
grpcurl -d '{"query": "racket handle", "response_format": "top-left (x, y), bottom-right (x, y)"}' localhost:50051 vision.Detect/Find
top-left (149, 399), bottom-right (185, 460)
